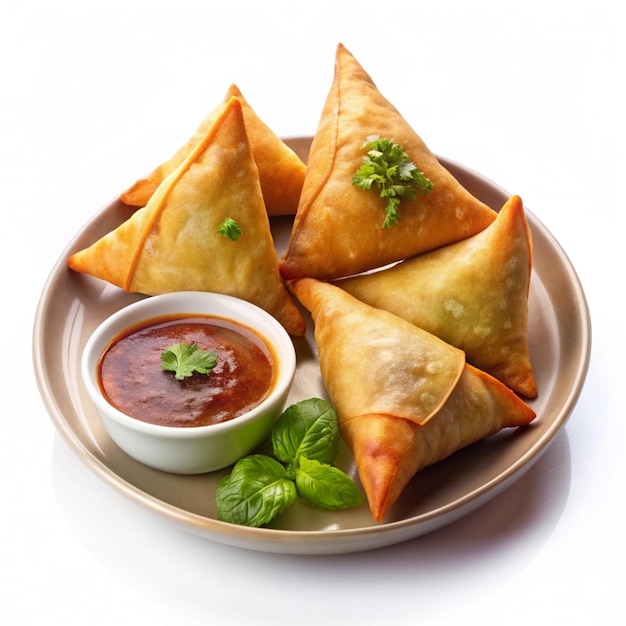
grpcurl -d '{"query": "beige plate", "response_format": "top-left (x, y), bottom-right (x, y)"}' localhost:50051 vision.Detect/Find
top-left (33, 138), bottom-right (591, 555)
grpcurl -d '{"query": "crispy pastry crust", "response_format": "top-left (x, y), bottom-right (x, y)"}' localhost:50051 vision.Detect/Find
top-left (336, 195), bottom-right (537, 397)
top-left (120, 84), bottom-right (306, 217)
top-left (290, 277), bottom-right (535, 521)
top-left (69, 97), bottom-right (305, 336)
top-left (280, 44), bottom-right (496, 280)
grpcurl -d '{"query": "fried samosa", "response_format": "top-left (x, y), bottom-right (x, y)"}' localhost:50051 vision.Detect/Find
top-left (69, 96), bottom-right (306, 336)
top-left (120, 84), bottom-right (306, 216)
top-left (289, 277), bottom-right (536, 521)
top-left (336, 195), bottom-right (537, 397)
top-left (279, 44), bottom-right (497, 280)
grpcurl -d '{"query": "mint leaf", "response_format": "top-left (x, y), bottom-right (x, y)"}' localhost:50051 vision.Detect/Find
top-left (216, 455), bottom-right (297, 527)
top-left (295, 457), bottom-right (365, 510)
top-left (161, 342), bottom-right (218, 380)
top-left (271, 398), bottom-right (339, 466)
top-left (352, 136), bottom-right (433, 228)
top-left (217, 217), bottom-right (243, 241)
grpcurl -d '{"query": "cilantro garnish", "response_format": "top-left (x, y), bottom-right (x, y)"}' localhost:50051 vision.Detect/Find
top-left (352, 135), bottom-right (433, 228)
top-left (217, 217), bottom-right (242, 241)
top-left (161, 342), bottom-right (218, 380)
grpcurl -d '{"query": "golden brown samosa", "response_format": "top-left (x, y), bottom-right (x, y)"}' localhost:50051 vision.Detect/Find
top-left (120, 84), bottom-right (306, 216)
top-left (279, 44), bottom-right (497, 280)
top-left (69, 96), bottom-right (306, 336)
top-left (289, 277), bottom-right (535, 521)
top-left (336, 195), bottom-right (537, 397)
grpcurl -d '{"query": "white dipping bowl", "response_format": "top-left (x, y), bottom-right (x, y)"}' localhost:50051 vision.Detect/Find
top-left (81, 292), bottom-right (296, 474)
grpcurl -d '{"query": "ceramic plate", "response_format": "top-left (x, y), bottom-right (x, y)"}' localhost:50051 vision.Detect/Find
top-left (33, 138), bottom-right (591, 554)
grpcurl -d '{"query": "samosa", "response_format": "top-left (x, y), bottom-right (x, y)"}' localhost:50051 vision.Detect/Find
top-left (289, 278), bottom-right (535, 521)
top-left (69, 96), bottom-right (306, 336)
top-left (120, 84), bottom-right (306, 216)
top-left (336, 195), bottom-right (537, 397)
top-left (280, 44), bottom-right (497, 280)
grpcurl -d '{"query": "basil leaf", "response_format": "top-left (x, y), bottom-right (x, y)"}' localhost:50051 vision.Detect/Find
top-left (216, 455), bottom-right (297, 527)
top-left (295, 457), bottom-right (365, 511)
top-left (271, 398), bottom-right (339, 466)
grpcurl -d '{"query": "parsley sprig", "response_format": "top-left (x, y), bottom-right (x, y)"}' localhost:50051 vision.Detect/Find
top-left (352, 136), bottom-right (433, 228)
top-left (161, 342), bottom-right (218, 380)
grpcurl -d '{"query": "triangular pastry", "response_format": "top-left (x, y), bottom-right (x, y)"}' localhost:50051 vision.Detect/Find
top-left (336, 195), bottom-right (537, 397)
top-left (279, 44), bottom-right (497, 280)
top-left (289, 278), bottom-right (536, 521)
top-left (120, 84), bottom-right (306, 216)
top-left (69, 96), bottom-right (306, 336)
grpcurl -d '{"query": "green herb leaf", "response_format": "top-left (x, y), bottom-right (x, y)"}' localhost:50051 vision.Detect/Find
top-left (352, 135), bottom-right (433, 228)
top-left (271, 398), bottom-right (339, 466)
top-left (295, 457), bottom-right (365, 510)
top-left (216, 455), bottom-right (297, 527)
top-left (215, 398), bottom-right (365, 527)
top-left (217, 217), bottom-right (243, 241)
top-left (160, 342), bottom-right (218, 380)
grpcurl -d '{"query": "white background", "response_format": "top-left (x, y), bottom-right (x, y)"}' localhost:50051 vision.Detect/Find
top-left (3, 1), bottom-right (623, 624)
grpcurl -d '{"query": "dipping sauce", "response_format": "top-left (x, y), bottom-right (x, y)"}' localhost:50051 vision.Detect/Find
top-left (98, 314), bottom-right (276, 427)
